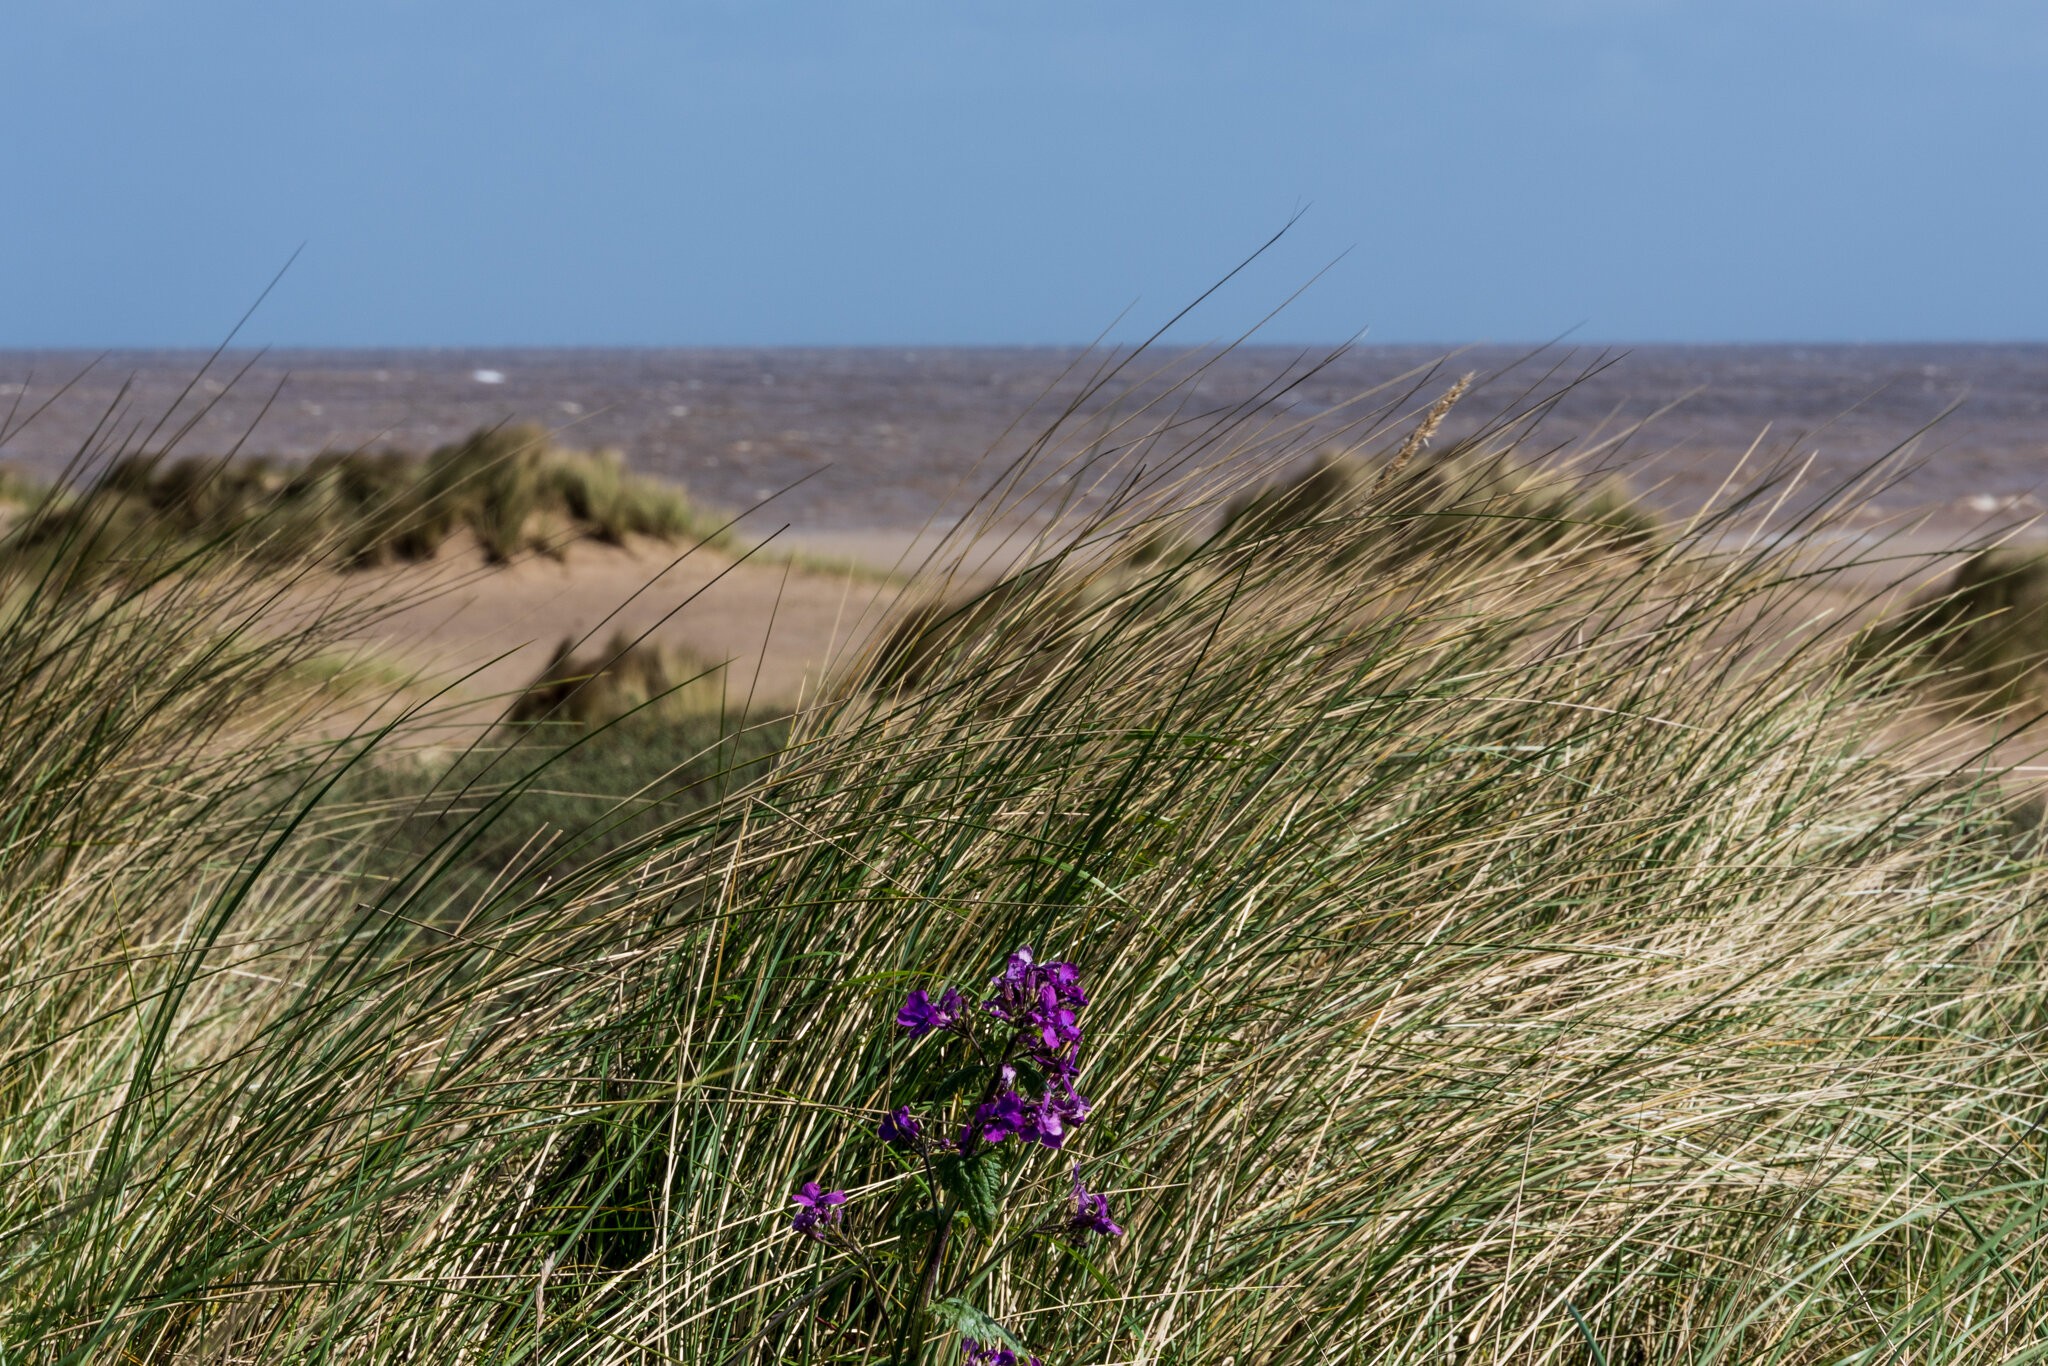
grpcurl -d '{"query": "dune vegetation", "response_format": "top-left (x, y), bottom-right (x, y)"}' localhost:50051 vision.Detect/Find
top-left (1858, 544), bottom-right (2048, 715)
top-left (0, 422), bottom-right (727, 586)
top-left (3, 357), bottom-right (2048, 1366)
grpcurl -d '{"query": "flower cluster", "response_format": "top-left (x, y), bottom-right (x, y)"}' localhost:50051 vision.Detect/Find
top-left (789, 1181), bottom-right (846, 1241)
top-left (966, 949), bottom-right (1092, 1150)
top-left (784, 946), bottom-right (1125, 1366)
top-left (983, 947), bottom-right (1087, 1068)
top-left (898, 945), bottom-right (1098, 1153)
top-left (965, 1067), bottom-right (1091, 1150)
top-left (878, 1104), bottom-right (923, 1149)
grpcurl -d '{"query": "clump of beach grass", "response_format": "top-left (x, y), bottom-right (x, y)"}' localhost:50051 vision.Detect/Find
top-left (869, 374), bottom-right (1661, 696)
top-left (7, 421), bottom-right (726, 584)
top-left (0, 462), bottom-right (53, 510)
top-left (1858, 542), bottom-right (2048, 713)
top-left (1216, 439), bottom-right (1662, 567)
top-left (506, 630), bottom-right (731, 730)
top-left (3, 350), bottom-right (2048, 1365)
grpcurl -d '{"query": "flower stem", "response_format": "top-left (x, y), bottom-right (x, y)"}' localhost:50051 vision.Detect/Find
top-left (895, 1207), bottom-right (953, 1366)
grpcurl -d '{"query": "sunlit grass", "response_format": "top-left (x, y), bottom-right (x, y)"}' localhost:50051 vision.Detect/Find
top-left (1, 352), bottom-right (2045, 1364)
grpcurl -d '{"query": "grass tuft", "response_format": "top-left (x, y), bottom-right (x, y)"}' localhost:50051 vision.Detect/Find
top-left (868, 420), bottom-right (1663, 697)
top-left (1859, 542), bottom-right (2048, 711)
top-left (4, 422), bottom-right (727, 583)
top-left (506, 630), bottom-right (731, 730)
top-left (1216, 442), bottom-right (1663, 566)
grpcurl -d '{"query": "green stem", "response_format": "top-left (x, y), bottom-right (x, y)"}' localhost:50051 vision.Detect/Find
top-left (899, 1008), bottom-right (1025, 1363)
top-left (896, 1207), bottom-right (953, 1366)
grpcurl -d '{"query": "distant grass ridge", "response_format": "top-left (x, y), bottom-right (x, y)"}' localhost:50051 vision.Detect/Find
top-left (5, 421), bottom-right (726, 579)
top-left (1860, 542), bottom-right (2048, 712)
top-left (869, 402), bottom-right (1664, 695)
top-left (1214, 444), bottom-right (1662, 565)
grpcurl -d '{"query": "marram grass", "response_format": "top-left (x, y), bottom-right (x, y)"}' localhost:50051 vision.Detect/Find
top-left (1860, 543), bottom-right (2048, 714)
top-left (2, 369), bottom-right (2048, 1365)
top-left (2, 422), bottom-right (727, 586)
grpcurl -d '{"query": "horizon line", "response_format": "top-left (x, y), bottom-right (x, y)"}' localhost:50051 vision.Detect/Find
top-left (5, 338), bottom-right (2048, 355)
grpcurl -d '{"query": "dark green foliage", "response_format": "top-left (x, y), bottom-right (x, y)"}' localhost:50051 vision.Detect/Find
top-left (1859, 544), bottom-right (2048, 709)
top-left (341, 703), bottom-right (789, 886)
top-left (929, 1298), bottom-right (1028, 1353)
top-left (506, 631), bottom-right (729, 729)
top-left (935, 1148), bottom-right (1006, 1237)
top-left (2, 423), bottom-right (726, 584)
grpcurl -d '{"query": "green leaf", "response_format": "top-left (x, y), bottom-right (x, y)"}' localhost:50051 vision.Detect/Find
top-left (928, 1296), bottom-right (1026, 1353)
top-left (1052, 1237), bottom-right (1120, 1302)
top-left (935, 1148), bottom-right (1005, 1236)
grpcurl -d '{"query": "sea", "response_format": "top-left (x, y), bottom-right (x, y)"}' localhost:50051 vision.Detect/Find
top-left (3, 345), bottom-right (2045, 543)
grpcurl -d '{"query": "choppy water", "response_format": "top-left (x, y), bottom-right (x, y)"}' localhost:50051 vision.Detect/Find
top-left (2, 345), bottom-right (2044, 539)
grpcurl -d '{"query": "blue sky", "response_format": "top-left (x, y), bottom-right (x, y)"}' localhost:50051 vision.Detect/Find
top-left (5, 1), bottom-right (2044, 346)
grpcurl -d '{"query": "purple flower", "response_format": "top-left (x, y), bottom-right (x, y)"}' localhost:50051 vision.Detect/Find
top-left (789, 1180), bottom-right (846, 1240)
top-left (964, 1089), bottom-right (1084, 1150)
top-left (983, 948), bottom-right (1037, 1022)
top-left (1035, 1043), bottom-right (1082, 1085)
top-left (963, 1339), bottom-right (1044, 1366)
top-left (1046, 1081), bottom-right (1091, 1128)
top-left (1021, 1083), bottom-right (1093, 1150)
top-left (878, 1105), bottom-right (923, 1150)
top-left (897, 986), bottom-right (965, 1037)
top-left (966, 1090), bottom-right (1033, 1145)
top-left (982, 947), bottom-right (1088, 1070)
top-left (1031, 984), bottom-right (1081, 1056)
top-left (1025, 1103), bottom-right (1068, 1150)
top-left (1015, 1097), bottom-right (1064, 1146)
top-left (1067, 1163), bottom-right (1124, 1241)
top-left (1043, 959), bottom-right (1087, 1007)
